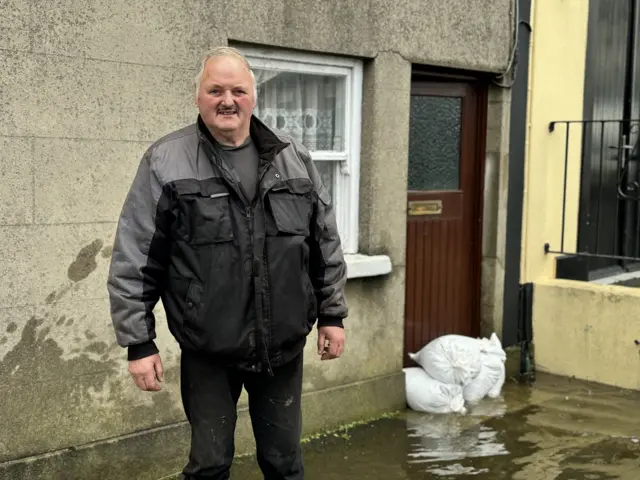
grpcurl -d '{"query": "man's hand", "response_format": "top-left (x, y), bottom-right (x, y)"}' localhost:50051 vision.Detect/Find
top-left (317, 326), bottom-right (345, 361)
top-left (128, 353), bottom-right (164, 391)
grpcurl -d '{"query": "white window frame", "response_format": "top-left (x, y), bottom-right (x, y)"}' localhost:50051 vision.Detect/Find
top-left (241, 46), bottom-right (363, 255)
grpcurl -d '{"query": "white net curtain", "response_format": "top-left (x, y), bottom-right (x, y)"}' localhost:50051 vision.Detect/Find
top-left (253, 69), bottom-right (346, 199)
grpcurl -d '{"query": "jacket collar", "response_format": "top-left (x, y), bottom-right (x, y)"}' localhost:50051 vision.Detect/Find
top-left (196, 115), bottom-right (290, 160)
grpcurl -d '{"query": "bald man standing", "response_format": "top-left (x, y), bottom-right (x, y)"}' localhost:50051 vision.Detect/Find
top-left (107, 47), bottom-right (348, 479)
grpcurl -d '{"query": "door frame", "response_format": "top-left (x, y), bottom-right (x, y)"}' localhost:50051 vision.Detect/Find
top-left (405, 72), bottom-right (488, 350)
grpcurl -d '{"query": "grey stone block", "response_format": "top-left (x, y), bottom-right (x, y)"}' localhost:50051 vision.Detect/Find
top-left (0, 0), bottom-right (30, 52)
top-left (0, 306), bottom-right (35, 372)
top-left (480, 258), bottom-right (505, 338)
top-left (229, 0), bottom-right (376, 60)
top-left (0, 136), bottom-right (33, 225)
top-left (301, 372), bottom-right (406, 435)
top-left (485, 97), bottom-right (510, 153)
top-left (0, 360), bottom-right (184, 462)
top-left (302, 268), bottom-right (406, 392)
top-left (0, 52), bottom-right (34, 136)
top-left (30, 0), bottom-right (224, 69)
top-left (0, 51), bottom-right (195, 141)
top-left (0, 224), bottom-right (116, 307)
top-left (34, 138), bottom-right (149, 224)
top-left (0, 300), bottom-right (195, 461)
top-left (370, 0), bottom-right (512, 70)
top-left (231, 0), bottom-right (511, 72)
top-left (360, 53), bottom-right (411, 264)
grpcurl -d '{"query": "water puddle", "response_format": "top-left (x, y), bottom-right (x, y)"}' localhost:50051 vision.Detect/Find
top-left (229, 374), bottom-right (640, 479)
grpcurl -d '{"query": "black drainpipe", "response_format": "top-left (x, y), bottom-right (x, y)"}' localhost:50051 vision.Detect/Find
top-left (501, 0), bottom-right (533, 371)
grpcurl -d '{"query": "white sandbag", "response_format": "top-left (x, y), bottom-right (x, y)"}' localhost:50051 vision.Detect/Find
top-left (487, 361), bottom-right (506, 399)
top-left (408, 335), bottom-right (483, 386)
top-left (483, 332), bottom-right (506, 399)
top-left (462, 352), bottom-right (505, 403)
top-left (403, 367), bottom-right (466, 414)
top-left (485, 333), bottom-right (507, 361)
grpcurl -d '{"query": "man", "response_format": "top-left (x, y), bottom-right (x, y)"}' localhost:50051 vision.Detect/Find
top-left (107, 46), bottom-right (348, 479)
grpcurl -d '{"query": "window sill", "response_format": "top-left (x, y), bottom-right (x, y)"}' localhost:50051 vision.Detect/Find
top-left (345, 254), bottom-right (392, 279)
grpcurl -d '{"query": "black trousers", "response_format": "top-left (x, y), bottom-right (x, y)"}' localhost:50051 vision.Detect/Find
top-left (180, 350), bottom-right (304, 480)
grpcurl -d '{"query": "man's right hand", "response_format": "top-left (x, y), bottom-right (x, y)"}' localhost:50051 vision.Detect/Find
top-left (128, 353), bottom-right (164, 391)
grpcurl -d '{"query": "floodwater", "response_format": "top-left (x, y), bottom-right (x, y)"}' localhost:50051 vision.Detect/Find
top-left (229, 373), bottom-right (640, 479)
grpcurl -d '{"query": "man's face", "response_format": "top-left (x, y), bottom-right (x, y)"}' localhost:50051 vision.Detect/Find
top-left (196, 56), bottom-right (256, 137)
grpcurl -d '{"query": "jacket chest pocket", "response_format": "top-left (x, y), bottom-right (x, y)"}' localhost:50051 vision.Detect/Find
top-left (177, 189), bottom-right (234, 245)
top-left (267, 187), bottom-right (313, 236)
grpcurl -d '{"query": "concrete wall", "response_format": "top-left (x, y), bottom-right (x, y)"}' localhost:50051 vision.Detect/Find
top-left (481, 86), bottom-right (511, 338)
top-left (0, 0), bottom-right (513, 477)
top-left (533, 279), bottom-right (640, 391)
top-left (520, 0), bottom-right (590, 283)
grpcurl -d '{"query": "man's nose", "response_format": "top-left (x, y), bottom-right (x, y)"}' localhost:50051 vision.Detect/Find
top-left (221, 91), bottom-right (234, 105)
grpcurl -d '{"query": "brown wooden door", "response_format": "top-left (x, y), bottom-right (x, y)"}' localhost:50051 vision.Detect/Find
top-left (404, 79), bottom-right (487, 366)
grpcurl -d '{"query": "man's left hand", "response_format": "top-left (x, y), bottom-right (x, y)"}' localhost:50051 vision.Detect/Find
top-left (317, 326), bottom-right (345, 361)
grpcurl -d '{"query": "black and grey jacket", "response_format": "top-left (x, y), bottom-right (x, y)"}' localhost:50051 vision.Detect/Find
top-left (107, 116), bottom-right (348, 372)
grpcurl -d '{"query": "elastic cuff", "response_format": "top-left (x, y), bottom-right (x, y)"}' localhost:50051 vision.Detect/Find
top-left (317, 317), bottom-right (344, 328)
top-left (127, 340), bottom-right (159, 361)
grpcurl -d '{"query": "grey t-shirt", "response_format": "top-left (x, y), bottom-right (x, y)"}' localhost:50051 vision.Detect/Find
top-left (219, 136), bottom-right (260, 203)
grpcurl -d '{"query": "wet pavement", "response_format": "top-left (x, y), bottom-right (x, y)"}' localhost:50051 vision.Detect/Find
top-left (229, 373), bottom-right (640, 479)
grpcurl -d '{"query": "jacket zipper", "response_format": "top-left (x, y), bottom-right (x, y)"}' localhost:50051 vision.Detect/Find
top-left (255, 165), bottom-right (277, 376)
top-left (247, 204), bottom-right (273, 376)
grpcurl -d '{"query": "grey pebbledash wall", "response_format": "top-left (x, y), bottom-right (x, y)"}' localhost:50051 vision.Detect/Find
top-left (0, 0), bottom-right (513, 478)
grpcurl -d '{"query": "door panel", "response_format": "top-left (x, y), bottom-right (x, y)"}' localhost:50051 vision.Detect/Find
top-left (404, 80), bottom-right (486, 366)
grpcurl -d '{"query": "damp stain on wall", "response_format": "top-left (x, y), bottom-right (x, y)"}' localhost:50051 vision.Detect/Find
top-left (0, 315), bottom-right (183, 463)
top-left (68, 239), bottom-right (104, 282)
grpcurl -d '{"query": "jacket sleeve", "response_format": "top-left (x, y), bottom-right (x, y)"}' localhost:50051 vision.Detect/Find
top-left (295, 143), bottom-right (349, 328)
top-left (107, 150), bottom-right (172, 360)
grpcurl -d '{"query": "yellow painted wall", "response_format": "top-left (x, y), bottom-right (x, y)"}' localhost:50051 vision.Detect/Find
top-left (533, 279), bottom-right (640, 391)
top-left (521, 0), bottom-right (590, 283)
top-left (524, 3), bottom-right (640, 392)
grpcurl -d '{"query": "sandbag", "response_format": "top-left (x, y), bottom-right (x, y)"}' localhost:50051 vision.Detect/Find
top-left (481, 333), bottom-right (506, 399)
top-left (403, 367), bottom-right (466, 414)
top-left (487, 361), bottom-right (506, 399)
top-left (461, 353), bottom-right (504, 403)
top-left (408, 335), bottom-right (483, 386)
top-left (484, 333), bottom-right (507, 361)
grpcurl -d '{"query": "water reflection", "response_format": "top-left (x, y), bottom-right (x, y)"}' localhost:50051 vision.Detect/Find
top-left (405, 398), bottom-right (509, 476)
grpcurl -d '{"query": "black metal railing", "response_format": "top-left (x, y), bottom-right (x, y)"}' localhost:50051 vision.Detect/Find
top-left (546, 119), bottom-right (640, 273)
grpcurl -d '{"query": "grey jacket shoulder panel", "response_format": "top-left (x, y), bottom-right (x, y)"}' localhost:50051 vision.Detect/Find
top-left (145, 124), bottom-right (207, 184)
top-left (148, 123), bottom-right (198, 152)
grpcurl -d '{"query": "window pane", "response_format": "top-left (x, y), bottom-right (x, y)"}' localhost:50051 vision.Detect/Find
top-left (314, 161), bottom-right (335, 202)
top-left (253, 69), bottom-right (345, 152)
top-left (408, 95), bottom-right (461, 191)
